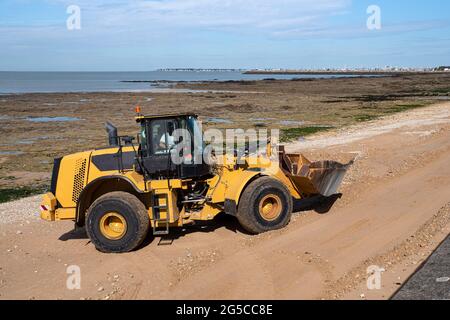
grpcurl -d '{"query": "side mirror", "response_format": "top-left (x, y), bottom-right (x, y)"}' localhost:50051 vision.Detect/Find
top-left (121, 136), bottom-right (135, 145)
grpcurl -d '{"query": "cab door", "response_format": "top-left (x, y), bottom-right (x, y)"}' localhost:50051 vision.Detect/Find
top-left (141, 118), bottom-right (179, 177)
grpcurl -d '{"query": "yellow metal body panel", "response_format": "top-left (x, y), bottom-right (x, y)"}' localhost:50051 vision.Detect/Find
top-left (40, 192), bottom-right (57, 221)
top-left (272, 169), bottom-right (302, 199)
top-left (87, 147), bottom-right (147, 190)
top-left (42, 192), bottom-right (57, 210)
top-left (55, 151), bottom-right (92, 208)
top-left (40, 210), bottom-right (55, 221)
top-left (207, 168), bottom-right (260, 204)
top-left (55, 208), bottom-right (77, 220)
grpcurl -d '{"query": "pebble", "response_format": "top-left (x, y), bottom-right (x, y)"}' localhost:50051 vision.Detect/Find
top-left (16, 230), bottom-right (22, 235)
top-left (360, 293), bottom-right (365, 299)
top-left (0, 195), bottom-right (41, 224)
top-left (97, 287), bottom-right (104, 292)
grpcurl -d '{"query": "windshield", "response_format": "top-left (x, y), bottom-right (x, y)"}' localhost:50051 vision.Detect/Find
top-left (187, 116), bottom-right (204, 163)
top-left (139, 117), bottom-right (203, 160)
top-left (187, 116), bottom-right (202, 145)
top-left (139, 124), bottom-right (148, 157)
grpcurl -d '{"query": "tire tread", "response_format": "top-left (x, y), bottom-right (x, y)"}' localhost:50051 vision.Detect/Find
top-left (237, 176), bottom-right (293, 234)
top-left (85, 191), bottom-right (149, 253)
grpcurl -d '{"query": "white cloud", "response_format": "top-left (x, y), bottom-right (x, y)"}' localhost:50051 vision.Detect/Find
top-left (51, 0), bottom-right (351, 32)
top-left (270, 19), bottom-right (450, 40)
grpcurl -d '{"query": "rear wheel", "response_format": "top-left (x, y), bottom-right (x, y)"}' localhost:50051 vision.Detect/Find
top-left (85, 191), bottom-right (149, 253)
top-left (237, 176), bottom-right (293, 234)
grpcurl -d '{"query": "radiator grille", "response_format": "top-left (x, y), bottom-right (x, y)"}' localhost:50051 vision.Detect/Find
top-left (72, 159), bottom-right (87, 203)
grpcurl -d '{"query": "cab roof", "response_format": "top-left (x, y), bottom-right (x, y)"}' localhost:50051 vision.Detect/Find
top-left (135, 113), bottom-right (198, 122)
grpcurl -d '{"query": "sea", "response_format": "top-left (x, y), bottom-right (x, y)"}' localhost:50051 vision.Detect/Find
top-left (0, 71), bottom-right (368, 94)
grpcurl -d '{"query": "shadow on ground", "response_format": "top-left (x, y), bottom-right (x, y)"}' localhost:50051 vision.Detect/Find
top-left (58, 194), bottom-right (342, 249)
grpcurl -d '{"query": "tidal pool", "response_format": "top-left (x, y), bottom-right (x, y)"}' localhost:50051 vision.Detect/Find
top-left (26, 116), bottom-right (81, 123)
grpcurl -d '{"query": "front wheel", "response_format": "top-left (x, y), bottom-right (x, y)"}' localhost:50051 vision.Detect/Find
top-left (85, 191), bottom-right (149, 253)
top-left (236, 176), bottom-right (293, 234)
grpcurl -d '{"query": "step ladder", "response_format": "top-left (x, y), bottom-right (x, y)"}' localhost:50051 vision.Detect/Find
top-left (151, 192), bottom-right (170, 236)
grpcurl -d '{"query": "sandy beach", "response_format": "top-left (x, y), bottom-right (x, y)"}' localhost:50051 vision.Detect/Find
top-left (0, 100), bottom-right (449, 299)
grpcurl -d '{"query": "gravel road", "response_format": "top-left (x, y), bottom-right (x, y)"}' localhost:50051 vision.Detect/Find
top-left (0, 195), bottom-right (41, 224)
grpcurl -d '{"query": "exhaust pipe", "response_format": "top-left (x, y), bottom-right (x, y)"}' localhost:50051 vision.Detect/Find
top-left (105, 121), bottom-right (119, 146)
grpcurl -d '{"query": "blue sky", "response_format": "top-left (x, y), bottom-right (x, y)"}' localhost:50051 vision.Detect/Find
top-left (0, 0), bottom-right (449, 71)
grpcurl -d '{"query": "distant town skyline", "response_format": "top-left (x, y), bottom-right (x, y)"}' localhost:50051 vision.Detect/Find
top-left (0, 0), bottom-right (449, 71)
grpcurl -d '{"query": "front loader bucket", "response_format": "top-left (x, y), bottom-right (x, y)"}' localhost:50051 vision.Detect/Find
top-left (279, 148), bottom-right (353, 197)
top-left (302, 160), bottom-right (352, 197)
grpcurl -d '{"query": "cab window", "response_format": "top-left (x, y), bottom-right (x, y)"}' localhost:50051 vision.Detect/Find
top-left (152, 119), bottom-right (177, 155)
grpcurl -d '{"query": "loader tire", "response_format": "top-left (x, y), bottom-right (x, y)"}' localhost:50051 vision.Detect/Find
top-left (85, 191), bottom-right (149, 253)
top-left (237, 176), bottom-right (293, 234)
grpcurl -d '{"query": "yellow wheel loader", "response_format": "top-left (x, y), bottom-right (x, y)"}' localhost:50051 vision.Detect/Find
top-left (40, 113), bottom-right (352, 253)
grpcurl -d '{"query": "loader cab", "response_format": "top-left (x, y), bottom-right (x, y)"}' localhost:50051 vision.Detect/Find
top-left (136, 114), bottom-right (210, 179)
